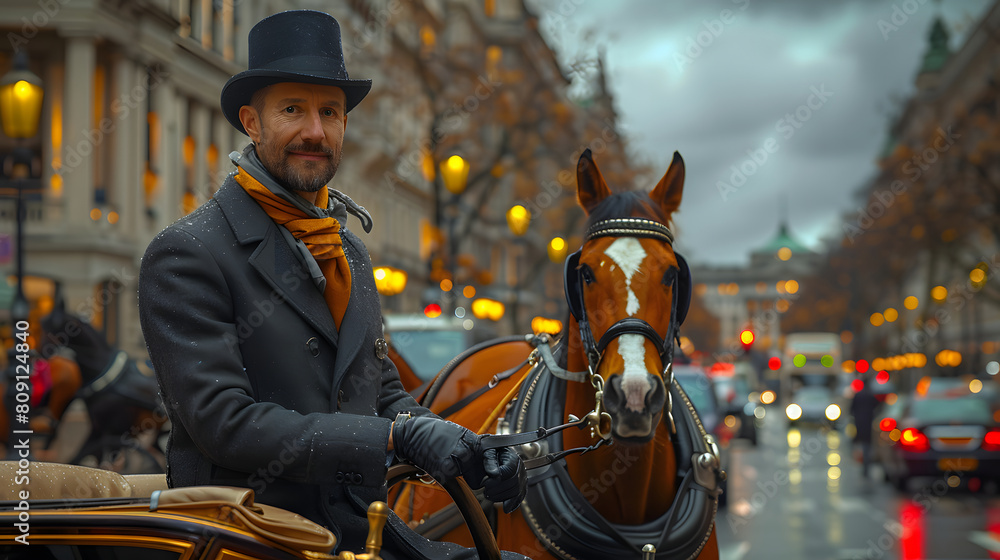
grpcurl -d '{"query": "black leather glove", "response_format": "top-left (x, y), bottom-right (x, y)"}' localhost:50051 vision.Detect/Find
top-left (393, 414), bottom-right (527, 513)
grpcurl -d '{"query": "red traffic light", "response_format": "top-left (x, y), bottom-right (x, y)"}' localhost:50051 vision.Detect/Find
top-left (768, 356), bottom-right (782, 371)
top-left (855, 359), bottom-right (870, 374)
top-left (423, 303), bottom-right (442, 318)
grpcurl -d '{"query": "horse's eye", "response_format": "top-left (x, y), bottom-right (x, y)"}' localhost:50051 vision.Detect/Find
top-left (580, 265), bottom-right (596, 285)
top-left (662, 267), bottom-right (677, 286)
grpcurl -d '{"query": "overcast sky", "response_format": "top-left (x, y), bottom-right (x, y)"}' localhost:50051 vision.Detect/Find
top-left (528, 0), bottom-right (993, 265)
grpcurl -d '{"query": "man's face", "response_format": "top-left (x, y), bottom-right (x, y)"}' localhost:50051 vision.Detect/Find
top-left (239, 82), bottom-right (348, 193)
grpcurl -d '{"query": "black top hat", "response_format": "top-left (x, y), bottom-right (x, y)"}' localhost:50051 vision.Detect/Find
top-left (221, 10), bottom-right (372, 135)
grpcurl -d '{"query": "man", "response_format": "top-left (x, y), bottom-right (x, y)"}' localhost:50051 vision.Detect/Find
top-left (850, 375), bottom-right (880, 479)
top-left (138, 10), bottom-right (526, 559)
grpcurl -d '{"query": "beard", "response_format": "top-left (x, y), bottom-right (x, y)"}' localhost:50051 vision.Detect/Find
top-left (256, 137), bottom-right (342, 193)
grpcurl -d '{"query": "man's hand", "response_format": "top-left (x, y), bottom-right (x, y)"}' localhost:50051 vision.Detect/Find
top-left (392, 415), bottom-right (527, 513)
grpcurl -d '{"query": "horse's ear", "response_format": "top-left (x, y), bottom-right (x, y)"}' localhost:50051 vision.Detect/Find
top-left (576, 148), bottom-right (611, 215)
top-left (650, 151), bottom-right (685, 217)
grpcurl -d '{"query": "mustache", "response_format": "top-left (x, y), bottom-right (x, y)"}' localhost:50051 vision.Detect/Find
top-left (285, 144), bottom-right (333, 156)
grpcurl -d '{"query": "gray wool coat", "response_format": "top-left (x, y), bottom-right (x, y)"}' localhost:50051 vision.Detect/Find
top-left (138, 175), bottom-right (430, 550)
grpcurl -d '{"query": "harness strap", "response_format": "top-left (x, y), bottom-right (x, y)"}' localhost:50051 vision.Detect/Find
top-left (522, 438), bottom-right (610, 471)
top-left (435, 358), bottom-right (530, 420)
top-left (514, 370), bottom-right (719, 560)
top-left (535, 340), bottom-right (587, 383)
top-left (78, 351), bottom-right (129, 400)
top-left (595, 317), bottom-right (667, 362)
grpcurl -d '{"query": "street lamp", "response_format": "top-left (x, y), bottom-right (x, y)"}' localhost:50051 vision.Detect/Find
top-left (1, 50), bottom-right (44, 459)
top-left (436, 155), bottom-right (469, 314)
top-left (1, 51), bottom-right (43, 323)
top-left (505, 204), bottom-right (530, 236)
top-left (548, 236), bottom-right (567, 263)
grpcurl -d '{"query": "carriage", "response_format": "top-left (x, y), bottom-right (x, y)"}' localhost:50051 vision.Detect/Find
top-left (0, 149), bottom-right (722, 560)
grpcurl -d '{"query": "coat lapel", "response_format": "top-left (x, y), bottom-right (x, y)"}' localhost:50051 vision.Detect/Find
top-left (215, 178), bottom-right (339, 348)
top-left (330, 232), bottom-right (367, 389)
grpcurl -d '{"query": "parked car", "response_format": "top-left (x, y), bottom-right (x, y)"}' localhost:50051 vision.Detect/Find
top-left (711, 372), bottom-right (759, 445)
top-left (879, 392), bottom-right (1000, 491)
top-left (871, 393), bottom-right (910, 481)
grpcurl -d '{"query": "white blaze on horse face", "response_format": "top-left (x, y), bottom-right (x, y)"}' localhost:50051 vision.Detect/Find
top-left (617, 334), bottom-right (649, 412)
top-left (605, 237), bottom-right (650, 412)
top-left (604, 238), bottom-right (646, 316)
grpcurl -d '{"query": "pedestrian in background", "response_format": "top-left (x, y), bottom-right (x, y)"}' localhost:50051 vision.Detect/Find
top-left (850, 374), bottom-right (880, 479)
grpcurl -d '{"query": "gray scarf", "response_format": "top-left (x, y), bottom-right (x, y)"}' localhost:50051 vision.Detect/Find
top-left (228, 145), bottom-right (374, 292)
top-left (229, 144), bottom-right (373, 233)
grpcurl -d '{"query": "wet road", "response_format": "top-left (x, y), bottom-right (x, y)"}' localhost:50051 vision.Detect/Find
top-left (716, 412), bottom-right (1000, 560)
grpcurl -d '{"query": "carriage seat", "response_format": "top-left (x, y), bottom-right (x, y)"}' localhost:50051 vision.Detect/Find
top-left (0, 460), bottom-right (168, 500)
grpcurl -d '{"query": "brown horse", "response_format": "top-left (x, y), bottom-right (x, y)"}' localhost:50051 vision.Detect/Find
top-left (392, 149), bottom-right (721, 560)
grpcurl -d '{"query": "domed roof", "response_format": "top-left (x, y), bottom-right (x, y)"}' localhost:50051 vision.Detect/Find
top-left (755, 222), bottom-right (811, 256)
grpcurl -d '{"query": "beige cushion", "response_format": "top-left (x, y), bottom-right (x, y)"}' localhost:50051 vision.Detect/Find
top-left (0, 462), bottom-right (169, 501)
top-left (0, 461), bottom-right (133, 500)
top-left (123, 473), bottom-right (169, 498)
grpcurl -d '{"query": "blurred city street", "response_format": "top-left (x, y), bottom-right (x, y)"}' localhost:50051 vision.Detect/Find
top-left (718, 413), bottom-right (1000, 560)
top-left (3, 0), bottom-right (1000, 558)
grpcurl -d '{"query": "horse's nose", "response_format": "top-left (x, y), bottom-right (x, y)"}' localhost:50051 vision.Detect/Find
top-left (604, 374), bottom-right (666, 415)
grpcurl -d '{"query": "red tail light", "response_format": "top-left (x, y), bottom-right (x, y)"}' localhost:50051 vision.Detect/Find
top-left (880, 417), bottom-right (897, 432)
top-left (900, 428), bottom-right (930, 452)
top-left (984, 430), bottom-right (1000, 451)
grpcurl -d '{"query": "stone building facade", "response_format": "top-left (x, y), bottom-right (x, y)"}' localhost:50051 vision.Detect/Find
top-left (0, 0), bottom-right (631, 358)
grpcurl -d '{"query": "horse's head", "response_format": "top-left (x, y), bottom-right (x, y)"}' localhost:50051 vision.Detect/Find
top-left (565, 149), bottom-right (690, 443)
top-left (40, 300), bottom-right (113, 381)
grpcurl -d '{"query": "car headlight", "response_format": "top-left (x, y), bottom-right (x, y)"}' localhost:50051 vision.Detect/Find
top-left (825, 404), bottom-right (841, 421)
top-left (786, 403), bottom-right (802, 421)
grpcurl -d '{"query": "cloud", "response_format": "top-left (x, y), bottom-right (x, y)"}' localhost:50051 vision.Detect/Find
top-left (529, 0), bottom-right (994, 264)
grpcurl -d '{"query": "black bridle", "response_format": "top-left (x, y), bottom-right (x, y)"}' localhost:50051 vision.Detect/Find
top-left (565, 218), bottom-right (689, 370)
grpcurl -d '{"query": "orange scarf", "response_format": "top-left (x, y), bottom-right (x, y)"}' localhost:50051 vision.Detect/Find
top-left (235, 168), bottom-right (351, 329)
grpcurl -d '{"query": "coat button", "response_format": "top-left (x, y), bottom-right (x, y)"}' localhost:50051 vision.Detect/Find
top-left (352, 473), bottom-right (363, 485)
top-left (334, 471), bottom-right (345, 484)
top-left (375, 337), bottom-right (388, 360)
top-left (307, 337), bottom-right (320, 357)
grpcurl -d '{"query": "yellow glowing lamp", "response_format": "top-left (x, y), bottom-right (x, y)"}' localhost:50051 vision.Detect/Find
top-left (0, 53), bottom-right (44, 139)
top-left (548, 237), bottom-right (568, 263)
top-left (373, 266), bottom-right (407, 296)
top-left (531, 316), bottom-right (563, 335)
top-left (506, 205), bottom-right (531, 236)
top-left (931, 285), bottom-right (947, 302)
top-left (472, 298), bottom-right (505, 321)
top-left (440, 155), bottom-right (469, 195)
